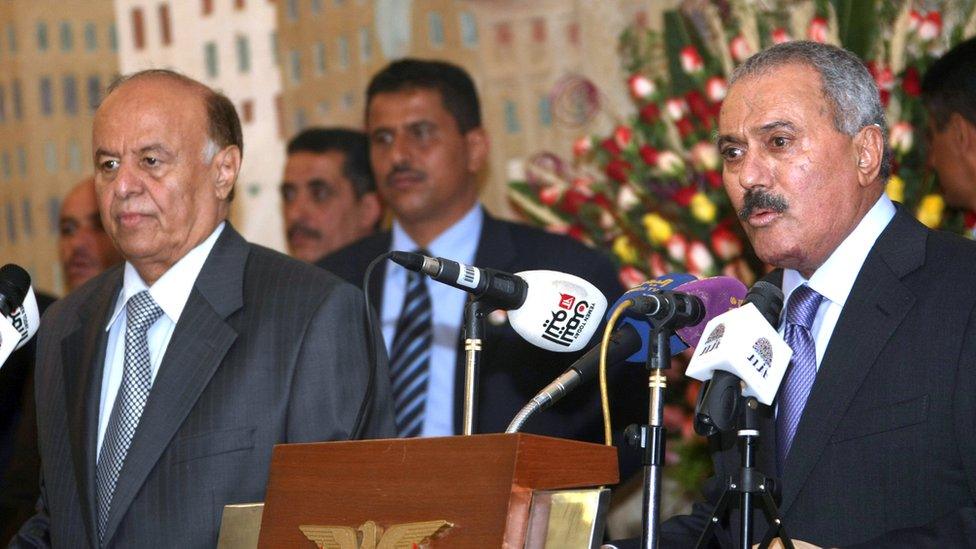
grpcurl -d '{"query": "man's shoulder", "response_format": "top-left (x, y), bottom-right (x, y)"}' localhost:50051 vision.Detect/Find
top-left (244, 241), bottom-right (357, 298)
top-left (315, 232), bottom-right (392, 287)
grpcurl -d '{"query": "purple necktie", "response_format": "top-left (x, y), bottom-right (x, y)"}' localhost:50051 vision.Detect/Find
top-left (776, 284), bottom-right (824, 473)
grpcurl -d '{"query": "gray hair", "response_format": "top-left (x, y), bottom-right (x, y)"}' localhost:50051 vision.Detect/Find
top-left (731, 41), bottom-right (892, 181)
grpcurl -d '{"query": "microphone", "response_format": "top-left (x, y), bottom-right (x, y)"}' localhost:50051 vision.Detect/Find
top-left (506, 275), bottom-right (747, 432)
top-left (390, 252), bottom-right (607, 353)
top-left (687, 280), bottom-right (790, 435)
top-left (0, 265), bottom-right (40, 368)
top-left (390, 251), bottom-right (528, 310)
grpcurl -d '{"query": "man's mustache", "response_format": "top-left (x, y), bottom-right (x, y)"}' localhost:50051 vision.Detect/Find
top-left (738, 189), bottom-right (789, 220)
top-left (385, 163), bottom-right (426, 185)
top-left (287, 223), bottom-right (321, 241)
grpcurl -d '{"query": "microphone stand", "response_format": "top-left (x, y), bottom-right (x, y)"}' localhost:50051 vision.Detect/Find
top-left (461, 297), bottom-right (491, 435)
top-left (694, 394), bottom-right (794, 549)
top-left (628, 316), bottom-right (676, 549)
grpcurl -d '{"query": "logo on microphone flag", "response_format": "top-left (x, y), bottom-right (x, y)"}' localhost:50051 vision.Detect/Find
top-left (558, 293), bottom-right (577, 310)
top-left (0, 314), bottom-right (22, 370)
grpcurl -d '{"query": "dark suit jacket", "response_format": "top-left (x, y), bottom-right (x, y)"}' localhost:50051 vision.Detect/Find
top-left (318, 212), bottom-right (646, 447)
top-left (11, 225), bottom-right (396, 548)
top-left (0, 293), bottom-right (56, 544)
top-left (658, 208), bottom-right (976, 548)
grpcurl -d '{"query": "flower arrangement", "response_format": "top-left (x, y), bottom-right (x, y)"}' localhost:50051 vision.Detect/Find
top-left (508, 0), bottom-right (976, 497)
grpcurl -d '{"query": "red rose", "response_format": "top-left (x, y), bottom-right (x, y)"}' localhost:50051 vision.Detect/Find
top-left (605, 158), bottom-right (632, 183)
top-left (639, 144), bottom-right (659, 166)
top-left (673, 186), bottom-right (696, 207)
top-left (592, 193), bottom-right (612, 209)
top-left (675, 117), bottom-right (695, 138)
top-left (640, 102), bottom-right (661, 125)
top-left (619, 265), bottom-right (647, 288)
top-left (686, 90), bottom-right (710, 122)
top-left (613, 125), bottom-right (634, 150)
top-left (538, 185), bottom-right (561, 206)
top-left (560, 188), bottom-right (589, 215)
top-left (601, 137), bottom-right (621, 156)
top-left (704, 170), bottom-right (723, 189)
top-left (568, 224), bottom-right (586, 242)
top-left (879, 89), bottom-right (891, 107)
top-left (903, 66), bottom-right (921, 97)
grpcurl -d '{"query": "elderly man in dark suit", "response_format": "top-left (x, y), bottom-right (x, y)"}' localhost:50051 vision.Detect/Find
top-left (319, 59), bottom-right (644, 446)
top-left (630, 41), bottom-right (976, 549)
top-left (11, 70), bottom-right (395, 548)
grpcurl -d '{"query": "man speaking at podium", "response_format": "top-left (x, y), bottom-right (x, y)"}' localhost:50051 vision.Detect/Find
top-left (656, 41), bottom-right (976, 547)
top-left (12, 70), bottom-right (394, 548)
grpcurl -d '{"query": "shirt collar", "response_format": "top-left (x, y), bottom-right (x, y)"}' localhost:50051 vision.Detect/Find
top-left (391, 203), bottom-right (483, 261)
top-left (783, 194), bottom-right (895, 308)
top-left (105, 222), bottom-right (226, 330)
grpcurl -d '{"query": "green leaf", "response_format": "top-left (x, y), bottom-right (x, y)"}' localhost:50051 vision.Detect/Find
top-left (831, 0), bottom-right (878, 58)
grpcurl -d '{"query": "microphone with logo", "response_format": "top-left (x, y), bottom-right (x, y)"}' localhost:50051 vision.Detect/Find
top-left (389, 251), bottom-right (608, 434)
top-left (683, 279), bottom-right (797, 549)
top-left (505, 274), bottom-right (748, 433)
top-left (0, 264), bottom-right (41, 369)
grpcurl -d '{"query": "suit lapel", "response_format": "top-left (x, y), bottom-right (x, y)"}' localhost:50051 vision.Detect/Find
top-left (100, 226), bottom-right (246, 543)
top-left (780, 210), bottom-right (923, 514)
top-left (62, 269), bottom-right (122, 548)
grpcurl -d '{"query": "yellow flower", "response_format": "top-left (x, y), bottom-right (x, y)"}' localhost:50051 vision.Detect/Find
top-left (916, 194), bottom-right (944, 228)
top-left (642, 213), bottom-right (673, 245)
top-left (690, 192), bottom-right (717, 223)
top-left (886, 175), bottom-right (904, 203)
top-left (613, 235), bottom-right (640, 265)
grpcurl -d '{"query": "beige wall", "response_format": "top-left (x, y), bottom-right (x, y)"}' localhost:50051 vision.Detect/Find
top-left (0, 1), bottom-right (118, 295)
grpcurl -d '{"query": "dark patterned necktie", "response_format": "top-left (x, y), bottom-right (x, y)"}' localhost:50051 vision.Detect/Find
top-left (389, 256), bottom-right (433, 437)
top-left (776, 284), bottom-right (824, 473)
top-left (96, 290), bottom-right (163, 541)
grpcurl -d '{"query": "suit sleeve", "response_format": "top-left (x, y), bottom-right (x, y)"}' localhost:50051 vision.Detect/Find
top-left (7, 479), bottom-right (51, 548)
top-left (285, 281), bottom-right (396, 443)
top-left (843, 301), bottom-right (976, 548)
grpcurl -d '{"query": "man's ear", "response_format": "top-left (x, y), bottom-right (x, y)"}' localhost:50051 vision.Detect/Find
top-left (464, 128), bottom-right (489, 174)
top-left (853, 124), bottom-right (884, 187)
top-left (213, 145), bottom-right (242, 201)
top-left (949, 112), bottom-right (976, 151)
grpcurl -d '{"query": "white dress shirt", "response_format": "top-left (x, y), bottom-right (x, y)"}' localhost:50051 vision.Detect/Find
top-left (382, 204), bottom-right (483, 437)
top-left (781, 195), bottom-right (896, 369)
top-left (97, 222), bottom-right (225, 457)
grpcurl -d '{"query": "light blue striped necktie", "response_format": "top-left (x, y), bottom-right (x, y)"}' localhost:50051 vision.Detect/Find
top-left (776, 284), bottom-right (824, 473)
top-left (389, 255), bottom-right (433, 437)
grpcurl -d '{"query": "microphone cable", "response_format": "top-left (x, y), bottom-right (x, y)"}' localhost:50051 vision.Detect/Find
top-left (350, 251), bottom-right (394, 440)
top-left (598, 298), bottom-right (634, 447)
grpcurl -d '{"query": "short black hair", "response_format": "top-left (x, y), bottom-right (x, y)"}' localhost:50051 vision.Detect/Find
top-left (922, 37), bottom-right (976, 129)
top-left (286, 127), bottom-right (375, 197)
top-left (366, 58), bottom-right (481, 133)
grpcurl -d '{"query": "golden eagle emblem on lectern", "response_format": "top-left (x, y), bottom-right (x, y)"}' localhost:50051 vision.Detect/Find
top-left (299, 520), bottom-right (454, 549)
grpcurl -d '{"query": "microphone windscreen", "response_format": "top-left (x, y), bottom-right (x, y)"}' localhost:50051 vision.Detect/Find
top-left (686, 303), bottom-right (793, 404)
top-left (11, 286), bottom-right (40, 351)
top-left (673, 276), bottom-right (748, 347)
top-left (611, 273), bottom-right (697, 363)
top-left (0, 264), bottom-right (30, 313)
top-left (509, 270), bottom-right (608, 352)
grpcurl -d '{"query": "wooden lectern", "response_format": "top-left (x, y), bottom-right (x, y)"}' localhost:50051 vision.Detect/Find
top-left (257, 433), bottom-right (618, 547)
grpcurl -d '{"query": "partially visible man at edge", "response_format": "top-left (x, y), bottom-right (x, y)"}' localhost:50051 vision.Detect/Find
top-left (922, 36), bottom-right (976, 235)
top-left (11, 69), bottom-right (394, 548)
top-left (635, 41), bottom-right (976, 549)
top-left (0, 177), bottom-right (121, 542)
top-left (281, 127), bottom-right (382, 263)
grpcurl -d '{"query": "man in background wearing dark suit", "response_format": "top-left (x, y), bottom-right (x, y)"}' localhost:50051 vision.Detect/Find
top-left (12, 70), bottom-right (394, 548)
top-left (319, 59), bottom-right (644, 446)
top-left (280, 128), bottom-right (382, 263)
top-left (644, 41), bottom-right (976, 548)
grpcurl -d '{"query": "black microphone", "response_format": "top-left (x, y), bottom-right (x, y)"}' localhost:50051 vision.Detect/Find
top-left (390, 251), bottom-right (528, 310)
top-left (630, 290), bottom-right (705, 328)
top-left (0, 264), bottom-right (30, 317)
top-left (694, 280), bottom-right (785, 436)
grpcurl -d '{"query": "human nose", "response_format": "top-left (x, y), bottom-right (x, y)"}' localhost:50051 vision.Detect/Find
top-left (110, 161), bottom-right (143, 198)
top-left (388, 133), bottom-right (413, 166)
top-left (737, 150), bottom-right (769, 191)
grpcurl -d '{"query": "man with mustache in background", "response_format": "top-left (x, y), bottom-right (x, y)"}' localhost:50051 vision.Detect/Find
top-left (281, 128), bottom-right (382, 263)
top-left (59, 177), bottom-right (124, 291)
top-left (629, 40), bottom-right (976, 549)
top-left (319, 59), bottom-right (645, 456)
